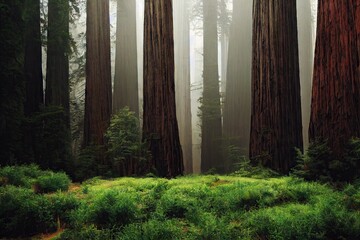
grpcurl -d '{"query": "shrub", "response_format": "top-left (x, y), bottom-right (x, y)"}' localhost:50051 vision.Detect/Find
top-left (0, 186), bottom-right (56, 237)
top-left (33, 172), bottom-right (71, 193)
top-left (48, 192), bottom-right (80, 226)
top-left (105, 107), bottom-right (150, 176)
top-left (293, 138), bottom-right (360, 182)
top-left (0, 164), bottom-right (43, 187)
top-left (57, 225), bottom-right (118, 240)
top-left (87, 190), bottom-right (138, 228)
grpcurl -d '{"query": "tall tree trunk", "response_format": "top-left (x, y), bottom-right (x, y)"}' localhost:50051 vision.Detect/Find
top-left (297, 0), bottom-right (313, 149)
top-left (45, 0), bottom-right (70, 120)
top-left (0, 0), bottom-right (25, 165)
top-left (250, 0), bottom-right (303, 173)
top-left (24, 0), bottom-right (43, 116)
top-left (201, 0), bottom-right (223, 173)
top-left (113, 0), bottom-right (139, 116)
top-left (173, 0), bottom-right (193, 174)
top-left (223, 0), bottom-right (252, 169)
top-left (309, 0), bottom-right (360, 156)
top-left (84, 0), bottom-right (112, 150)
top-left (143, 0), bottom-right (184, 178)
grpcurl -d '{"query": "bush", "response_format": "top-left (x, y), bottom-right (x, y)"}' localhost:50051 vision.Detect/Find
top-left (293, 138), bottom-right (360, 182)
top-left (33, 172), bottom-right (71, 193)
top-left (0, 186), bottom-right (56, 237)
top-left (0, 164), bottom-right (43, 187)
top-left (86, 190), bottom-right (138, 228)
top-left (105, 107), bottom-right (150, 176)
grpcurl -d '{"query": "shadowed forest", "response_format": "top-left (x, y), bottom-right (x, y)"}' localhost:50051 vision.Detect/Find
top-left (0, 0), bottom-right (359, 239)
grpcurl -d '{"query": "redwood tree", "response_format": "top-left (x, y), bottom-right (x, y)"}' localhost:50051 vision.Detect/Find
top-left (201, 0), bottom-right (223, 173)
top-left (143, 0), bottom-right (183, 178)
top-left (83, 0), bottom-right (112, 149)
top-left (309, 0), bottom-right (360, 155)
top-left (113, 0), bottom-right (139, 116)
top-left (250, 0), bottom-right (303, 173)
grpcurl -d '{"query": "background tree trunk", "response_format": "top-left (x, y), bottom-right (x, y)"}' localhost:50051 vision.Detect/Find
top-left (143, 0), bottom-right (184, 178)
top-left (309, 0), bottom-right (360, 155)
top-left (201, 0), bottom-right (223, 173)
top-left (83, 0), bottom-right (112, 149)
top-left (113, 0), bottom-right (139, 116)
top-left (250, 0), bottom-right (303, 173)
top-left (173, 0), bottom-right (193, 174)
top-left (223, 0), bottom-right (252, 170)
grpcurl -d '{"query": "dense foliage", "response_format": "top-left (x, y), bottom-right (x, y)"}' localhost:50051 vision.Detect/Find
top-left (1, 165), bottom-right (360, 239)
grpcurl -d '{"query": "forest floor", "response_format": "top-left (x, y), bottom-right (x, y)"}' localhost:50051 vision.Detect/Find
top-left (1, 167), bottom-right (360, 239)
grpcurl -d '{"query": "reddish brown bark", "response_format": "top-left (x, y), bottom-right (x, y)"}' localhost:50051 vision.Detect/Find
top-left (83, 0), bottom-right (112, 148)
top-left (250, 0), bottom-right (303, 173)
top-left (143, 0), bottom-right (184, 178)
top-left (309, 0), bottom-right (360, 155)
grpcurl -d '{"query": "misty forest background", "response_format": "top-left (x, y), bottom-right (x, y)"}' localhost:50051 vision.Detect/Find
top-left (0, 0), bottom-right (360, 238)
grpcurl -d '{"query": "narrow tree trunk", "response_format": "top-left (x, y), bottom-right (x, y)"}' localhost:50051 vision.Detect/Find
top-left (309, 0), bottom-right (360, 155)
top-left (84, 0), bottom-right (112, 149)
top-left (113, 0), bottom-right (139, 116)
top-left (250, 0), bottom-right (303, 173)
top-left (223, 0), bottom-right (252, 169)
top-left (201, 0), bottom-right (223, 173)
top-left (173, 0), bottom-right (193, 174)
top-left (143, 0), bottom-right (184, 178)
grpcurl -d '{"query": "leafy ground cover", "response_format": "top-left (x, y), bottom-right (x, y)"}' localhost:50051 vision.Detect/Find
top-left (1, 165), bottom-right (360, 239)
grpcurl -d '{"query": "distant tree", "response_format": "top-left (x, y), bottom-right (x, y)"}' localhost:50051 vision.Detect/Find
top-left (113, 0), bottom-right (139, 116)
top-left (223, 0), bottom-right (252, 170)
top-left (143, 0), bottom-right (184, 178)
top-left (83, 0), bottom-right (112, 150)
top-left (173, 0), bottom-right (193, 174)
top-left (0, 0), bottom-right (25, 164)
top-left (250, 0), bottom-right (303, 173)
top-left (309, 0), bottom-right (360, 156)
top-left (201, 0), bottom-right (223, 173)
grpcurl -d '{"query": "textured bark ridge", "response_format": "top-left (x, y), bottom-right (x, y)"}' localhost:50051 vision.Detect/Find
top-left (143, 0), bottom-right (184, 178)
top-left (84, 0), bottom-right (112, 148)
top-left (201, 0), bottom-right (223, 173)
top-left (113, 0), bottom-right (139, 116)
top-left (309, 0), bottom-right (360, 155)
top-left (250, 0), bottom-right (303, 173)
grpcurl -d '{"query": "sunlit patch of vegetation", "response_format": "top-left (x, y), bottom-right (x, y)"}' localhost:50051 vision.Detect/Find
top-left (0, 165), bottom-right (360, 239)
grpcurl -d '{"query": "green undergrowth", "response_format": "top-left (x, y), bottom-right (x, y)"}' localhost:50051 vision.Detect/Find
top-left (1, 165), bottom-right (360, 239)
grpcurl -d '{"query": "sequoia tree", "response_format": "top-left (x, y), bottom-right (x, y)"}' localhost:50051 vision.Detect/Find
top-left (143, 0), bottom-right (183, 178)
top-left (83, 0), bottom-right (112, 149)
top-left (201, 0), bottom-right (223, 173)
top-left (113, 0), bottom-right (139, 116)
top-left (309, 0), bottom-right (360, 155)
top-left (173, 0), bottom-right (193, 173)
top-left (223, 0), bottom-right (253, 168)
top-left (250, 0), bottom-right (303, 173)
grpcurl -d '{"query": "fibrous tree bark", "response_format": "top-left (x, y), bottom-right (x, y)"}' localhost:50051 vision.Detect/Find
top-left (250, 0), bottom-right (303, 173)
top-left (309, 0), bottom-right (360, 156)
top-left (201, 0), bottom-right (223, 173)
top-left (113, 0), bottom-right (139, 116)
top-left (143, 0), bottom-right (184, 178)
top-left (173, 0), bottom-right (193, 174)
top-left (297, 0), bottom-right (313, 149)
top-left (223, 0), bottom-right (252, 169)
top-left (83, 0), bottom-right (112, 149)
